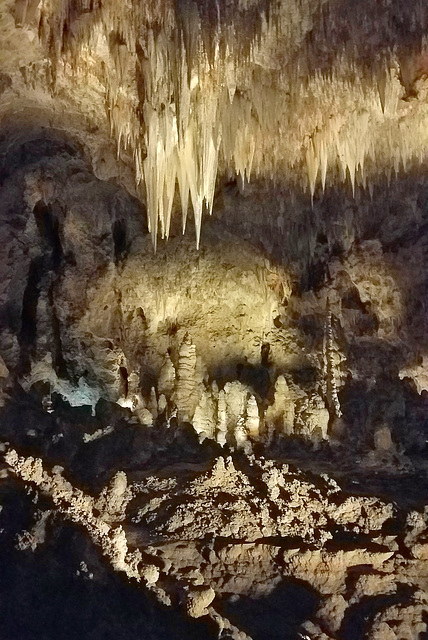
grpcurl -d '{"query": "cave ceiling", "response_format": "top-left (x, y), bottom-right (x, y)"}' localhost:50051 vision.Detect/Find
top-left (1, 0), bottom-right (428, 245)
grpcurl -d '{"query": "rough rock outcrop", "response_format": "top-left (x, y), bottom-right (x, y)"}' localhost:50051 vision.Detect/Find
top-left (5, 447), bottom-right (428, 640)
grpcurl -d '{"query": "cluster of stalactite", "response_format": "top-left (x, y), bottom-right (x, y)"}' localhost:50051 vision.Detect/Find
top-left (12, 0), bottom-right (428, 245)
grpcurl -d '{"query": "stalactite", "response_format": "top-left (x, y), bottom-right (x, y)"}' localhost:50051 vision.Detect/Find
top-left (21, 0), bottom-right (428, 244)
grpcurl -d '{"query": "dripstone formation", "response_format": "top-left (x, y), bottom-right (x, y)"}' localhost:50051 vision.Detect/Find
top-left (0, 1), bottom-right (428, 639)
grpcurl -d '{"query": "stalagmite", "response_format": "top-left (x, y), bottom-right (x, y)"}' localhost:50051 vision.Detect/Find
top-left (223, 381), bottom-right (248, 436)
top-left (95, 471), bottom-right (132, 521)
top-left (127, 371), bottom-right (140, 398)
top-left (234, 417), bottom-right (248, 451)
top-left (216, 389), bottom-right (227, 446)
top-left (134, 405), bottom-right (154, 427)
top-left (117, 370), bottom-right (145, 414)
top-left (158, 394), bottom-right (168, 414)
top-left (158, 352), bottom-right (176, 398)
top-left (149, 387), bottom-right (158, 421)
top-left (324, 306), bottom-right (342, 419)
top-left (192, 389), bottom-right (217, 442)
top-left (173, 334), bottom-right (199, 422)
top-left (298, 395), bottom-right (330, 441)
top-left (245, 395), bottom-right (260, 439)
top-left (264, 376), bottom-right (295, 436)
top-left (374, 426), bottom-right (394, 452)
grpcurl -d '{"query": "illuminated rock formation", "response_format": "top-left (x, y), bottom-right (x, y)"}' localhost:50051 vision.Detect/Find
top-left (2, 1), bottom-right (428, 245)
top-left (174, 333), bottom-right (199, 422)
top-left (1, 2), bottom-right (428, 639)
top-left (264, 375), bottom-right (296, 436)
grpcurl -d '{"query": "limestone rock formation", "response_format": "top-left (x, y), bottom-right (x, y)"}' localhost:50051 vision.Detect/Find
top-left (192, 389), bottom-right (217, 442)
top-left (264, 376), bottom-right (295, 436)
top-left (399, 356), bottom-right (428, 394)
top-left (1, 1), bottom-right (428, 638)
top-left (174, 334), bottom-right (199, 423)
top-left (158, 352), bottom-right (176, 398)
top-left (245, 395), bottom-right (260, 439)
top-left (5, 447), bottom-right (428, 640)
top-left (216, 388), bottom-right (228, 446)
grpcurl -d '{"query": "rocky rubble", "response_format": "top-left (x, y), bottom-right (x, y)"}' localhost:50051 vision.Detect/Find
top-left (4, 448), bottom-right (428, 640)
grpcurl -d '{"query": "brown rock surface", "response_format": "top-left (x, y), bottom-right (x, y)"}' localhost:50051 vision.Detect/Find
top-left (1, 2), bottom-right (428, 639)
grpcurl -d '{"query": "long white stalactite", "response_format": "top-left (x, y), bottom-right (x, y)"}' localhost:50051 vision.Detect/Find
top-left (19, 0), bottom-right (428, 245)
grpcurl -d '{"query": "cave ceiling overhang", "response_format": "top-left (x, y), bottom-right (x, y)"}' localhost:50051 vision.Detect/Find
top-left (1, 0), bottom-right (428, 245)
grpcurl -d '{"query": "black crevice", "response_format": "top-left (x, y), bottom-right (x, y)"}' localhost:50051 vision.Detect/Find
top-left (112, 219), bottom-right (128, 264)
top-left (48, 285), bottom-right (68, 379)
top-left (33, 201), bottom-right (63, 269)
top-left (19, 256), bottom-right (44, 372)
top-left (119, 366), bottom-right (129, 398)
